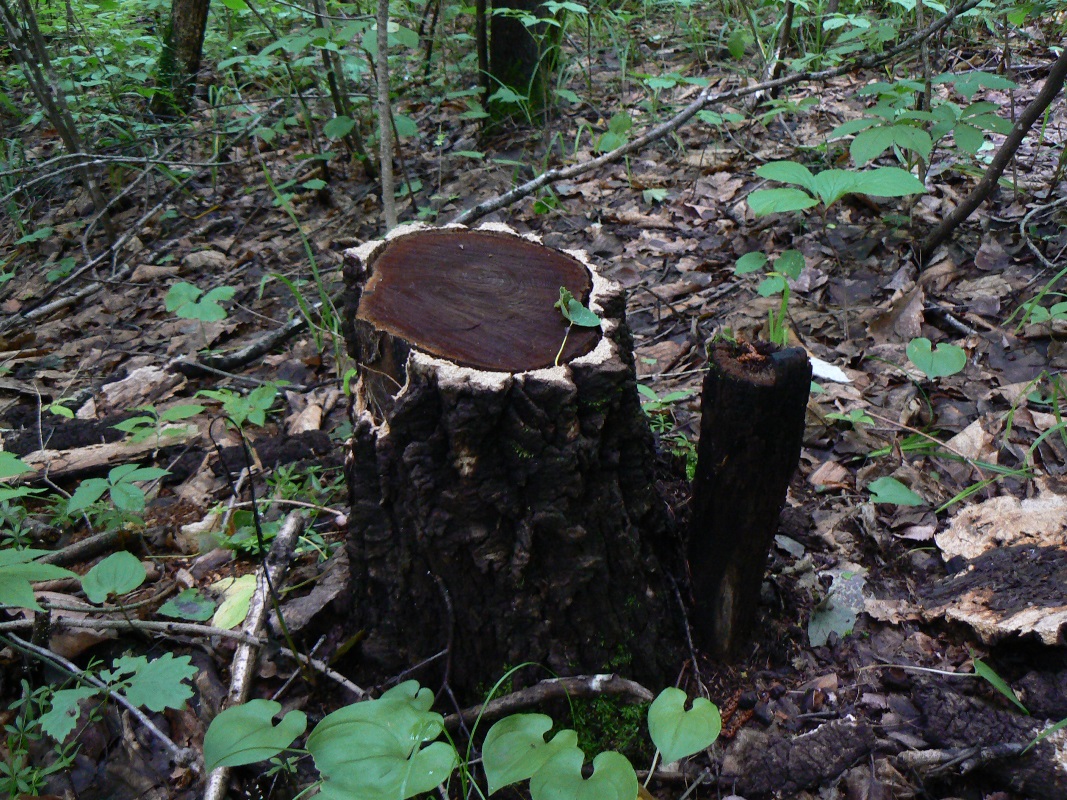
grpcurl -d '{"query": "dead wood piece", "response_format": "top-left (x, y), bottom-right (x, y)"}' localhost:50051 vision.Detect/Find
top-left (687, 341), bottom-right (811, 657)
top-left (342, 222), bottom-right (683, 700)
top-left (911, 684), bottom-right (1067, 800)
top-left (5, 426), bottom-right (198, 483)
top-left (720, 719), bottom-right (877, 796)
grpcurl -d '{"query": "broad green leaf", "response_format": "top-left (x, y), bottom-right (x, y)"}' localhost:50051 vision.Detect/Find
top-left (67, 478), bottom-right (109, 513)
top-left (810, 169), bottom-right (860, 206)
top-left (219, 0), bottom-right (248, 10)
top-left (866, 476), bottom-right (923, 506)
top-left (755, 161), bottom-right (817, 192)
top-left (159, 588), bottom-right (216, 621)
top-left (109, 481), bottom-right (147, 513)
top-left (828, 117), bottom-right (878, 139)
top-left (848, 167), bottom-right (926, 198)
top-left (308, 682), bottom-right (458, 800)
top-left (906, 337), bottom-right (966, 378)
top-left (82, 551), bottom-right (146, 603)
top-left (747, 188), bottom-right (817, 216)
top-left (776, 250), bottom-right (805, 280)
top-left (483, 714), bottom-right (579, 793)
top-left (757, 275), bottom-right (788, 297)
top-left (203, 699), bottom-right (308, 771)
top-left (0, 451), bottom-right (32, 479)
top-left (530, 748), bottom-right (637, 800)
top-left (211, 574), bottom-right (258, 629)
top-left (953, 122), bottom-right (985, 155)
top-left (851, 125), bottom-right (932, 165)
top-left (159, 404), bottom-right (205, 422)
top-left (734, 252), bottom-right (768, 274)
top-left (564, 299), bottom-right (601, 327)
top-left (113, 653), bottom-right (196, 712)
top-left (165, 282), bottom-right (234, 322)
top-left (973, 657), bottom-right (1028, 714)
top-left (38, 688), bottom-right (99, 742)
top-left (647, 687), bottom-right (722, 763)
top-left (393, 114), bottom-right (419, 139)
top-left (0, 556), bottom-right (78, 611)
top-left (324, 115), bottom-right (356, 139)
top-left (936, 71), bottom-right (1017, 99)
top-left (608, 113), bottom-right (631, 137)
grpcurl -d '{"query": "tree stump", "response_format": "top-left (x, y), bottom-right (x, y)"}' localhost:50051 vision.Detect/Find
top-left (341, 223), bottom-right (682, 699)
top-left (687, 341), bottom-right (811, 658)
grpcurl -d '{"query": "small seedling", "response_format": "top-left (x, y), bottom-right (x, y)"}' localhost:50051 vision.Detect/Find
top-left (866, 476), bottom-right (923, 506)
top-left (554, 286), bottom-right (601, 367)
top-left (165, 281), bottom-right (235, 322)
top-left (112, 403), bottom-right (204, 445)
top-left (735, 249), bottom-right (804, 346)
top-left (906, 337), bottom-right (966, 379)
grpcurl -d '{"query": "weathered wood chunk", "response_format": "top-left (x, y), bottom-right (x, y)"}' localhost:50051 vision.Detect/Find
top-left (341, 223), bottom-right (682, 699)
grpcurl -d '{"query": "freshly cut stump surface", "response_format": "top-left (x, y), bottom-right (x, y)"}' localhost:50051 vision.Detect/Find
top-left (341, 223), bottom-right (682, 700)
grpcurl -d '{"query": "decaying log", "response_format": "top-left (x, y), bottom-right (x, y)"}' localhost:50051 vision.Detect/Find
top-left (687, 340), bottom-right (811, 657)
top-left (341, 222), bottom-right (683, 699)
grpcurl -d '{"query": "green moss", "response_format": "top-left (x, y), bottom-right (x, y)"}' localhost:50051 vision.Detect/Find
top-left (570, 696), bottom-right (652, 762)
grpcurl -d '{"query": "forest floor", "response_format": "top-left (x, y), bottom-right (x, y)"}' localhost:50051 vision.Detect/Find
top-left (1, 12), bottom-right (1067, 800)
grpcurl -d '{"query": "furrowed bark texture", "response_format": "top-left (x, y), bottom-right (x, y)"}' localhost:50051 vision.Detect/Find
top-left (342, 223), bottom-right (682, 699)
top-left (688, 341), bottom-right (811, 658)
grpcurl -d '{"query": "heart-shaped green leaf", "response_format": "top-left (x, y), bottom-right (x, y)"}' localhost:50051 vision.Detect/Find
top-left (81, 551), bottom-right (146, 603)
top-left (647, 688), bottom-right (721, 763)
top-left (203, 699), bottom-right (307, 771)
top-left (483, 714), bottom-right (579, 794)
top-left (529, 748), bottom-right (637, 800)
top-left (906, 337), bottom-right (966, 379)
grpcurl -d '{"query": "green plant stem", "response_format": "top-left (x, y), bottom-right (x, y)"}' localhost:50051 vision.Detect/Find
top-left (554, 324), bottom-right (572, 367)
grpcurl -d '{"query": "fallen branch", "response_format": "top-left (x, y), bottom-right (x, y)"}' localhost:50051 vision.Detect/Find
top-left (451, 0), bottom-right (984, 226)
top-left (920, 45), bottom-right (1067, 263)
top-left (443, 673), bottom-right (654, 729)
top-left (203, 511), bottom-right (303, 800)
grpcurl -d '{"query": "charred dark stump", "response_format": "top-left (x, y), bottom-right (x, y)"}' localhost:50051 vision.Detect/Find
top-left (688, 340), bottom-right (811, 658)
top-left (341, 223), bottom-right (682, 700)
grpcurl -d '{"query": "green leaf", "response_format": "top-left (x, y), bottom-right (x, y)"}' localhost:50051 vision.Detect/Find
top-left (828, 117), bottom-right (878, 139)
top-left (82, 551), bottom-right (146, 603)
top-left (734, 252), bottom-right (768, 275)
top-left (757, 275), bottom-right (787, 297)
top-left (953, 122), bottom-right (985, 155)
top-left (866, 476), bottom-right (923, 506)
top-left (159, 588), bottom-right (216, 621)
top-left (15, 226), bottom-right (53, 245)
top-left (219, 0), bottom-right (248, 10)
top-left (303, 179), bottom-right (327, 191)
top-left (850, 125), bottom-right (933, 165)
top-left (67, 478), bottom-right (109, 514)
top-left (114, 653), bottom-right (196, 712)
top-left (747, 188), bottom-right (818, 216)
top-left (203, 699), bottom-right (308, 771)
top-left (847, 167), bottom-right (926, 198)
top-left (165, 282), bottom-right (234, 322)
top-left (906, 337), bottom-right (966, 378)
top-left (324, 115), bottom-right (356, 139)
top-left (973, 657), bottom-right (1028, 714)
top-left (211, 574), bottom-right (258, 629)
top-left (0, 451), bottom-right (32, 479)
top-left (755, 160), bottom-right (817, 192)
top-left (529, 748), bottom-right (637, 800)
top-left (775, 250), bottom-right (805, 280)
top-left (937, 71), bottom-right (1018, 100)
top-left (555, 287), bottom-right (601, 327)
top-left (109, 481), bottom-right (147, 513)
top-left (0, 555), bottom-right (78, 611)
top-left (38, 688), bottom-right (99, 742)
top-left (483, 714), bottom-right (579, 794)
top-left (647, 687), bottom-right (722, 762)
top-left (308, 681), bottom-right (458, 800)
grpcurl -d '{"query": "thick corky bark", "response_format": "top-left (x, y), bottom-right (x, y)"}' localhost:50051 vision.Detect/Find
top-left (688, 341), bottom-right (811, 658)
top-left (342, 223), bottom-right (682, 699)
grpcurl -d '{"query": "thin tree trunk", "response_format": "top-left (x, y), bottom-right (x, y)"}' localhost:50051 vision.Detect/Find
top-left (920, 46), bottom-right (1067, 264)
top-left (376, 0), bottom-right (396, 230)
top-left (153, 0), bottom-right (210, 113)
top-left (0, 0), bottom-right (112, 241)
